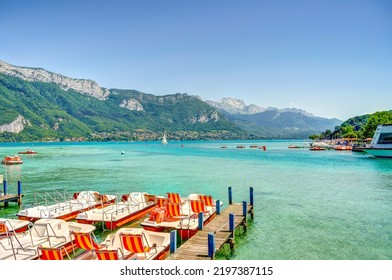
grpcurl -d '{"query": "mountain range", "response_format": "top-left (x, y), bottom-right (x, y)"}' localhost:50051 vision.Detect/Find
top-left (206, 97), bottom-right (342, 138)
top-left (0, 60), bottom-right (341, 141)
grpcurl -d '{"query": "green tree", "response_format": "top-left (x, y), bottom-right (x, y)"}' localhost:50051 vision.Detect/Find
top-left (309, 134), bottom-right (320, 140)
top-left (360, 111), bottom-right (392, 138)
top-left (342, 125), bottom-right (357, 139)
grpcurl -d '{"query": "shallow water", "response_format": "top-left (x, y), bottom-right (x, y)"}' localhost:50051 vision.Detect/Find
top-left (1, 140), bottom-right (391, 259)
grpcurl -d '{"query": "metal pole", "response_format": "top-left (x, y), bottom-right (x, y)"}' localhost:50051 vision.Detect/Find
top-left (228, 186), bottom-right (232, 205)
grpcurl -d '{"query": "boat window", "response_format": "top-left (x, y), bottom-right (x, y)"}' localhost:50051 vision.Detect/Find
top-left (377, 133), bottom-right (392, 144)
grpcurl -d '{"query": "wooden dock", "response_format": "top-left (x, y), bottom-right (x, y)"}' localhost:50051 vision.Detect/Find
top-left (166, 203), bottom-right (253, 260)
top-left (0, 194), bottom-right (23, 207)
top-left (1, 179), bottom-right (23, 208)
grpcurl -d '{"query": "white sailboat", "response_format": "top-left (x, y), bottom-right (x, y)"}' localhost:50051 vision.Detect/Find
top-left (161, 133), bottom-right (168, 145)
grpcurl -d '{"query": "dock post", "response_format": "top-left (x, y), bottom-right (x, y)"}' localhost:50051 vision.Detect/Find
top-left (216, 200), bottom-right (221, 215)
top-left (228, 186), bottom-right (232, 205)
top-left (3, 179), bottom-right (7, 195)
top-left (242, 201), bottom-right (248, 232)
top-left (17, 180), bottom-right (22, 207)
top-left (3, 180), bottom-right (8, 207)
top-left (243, 201), bottom-right (247, 217)
top-left (208, 233), bottom-right (215, 259)
top-left (198, 212), bottom-right (204, 230)
top-left (250, 187), bottom-right (254, 206)
top-left (229, 213), bottom-right (235, 237)
top-left (170, 230), bottom-right (177, 254)
top-left (228, 237), bottom-right (235, 252)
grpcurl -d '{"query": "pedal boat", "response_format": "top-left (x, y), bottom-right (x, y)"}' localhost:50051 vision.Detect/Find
top-left (75, 192), bottom-right (157, 230)
top-left (141, 193), bottom-right (220, 240)
top-left (0, 218), bottom-right (30, 236)
top-left (74, 227), bottom-right (170, 260)
top-left (0, 218), bottom-right (95, 260)
top-left (16, 191), bottom-right (116, 222)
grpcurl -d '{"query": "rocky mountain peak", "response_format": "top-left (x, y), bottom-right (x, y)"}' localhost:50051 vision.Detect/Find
top-left (206, 97), bottom-right (265, 115)
top-left (0, 60), bottom-right (109, 100)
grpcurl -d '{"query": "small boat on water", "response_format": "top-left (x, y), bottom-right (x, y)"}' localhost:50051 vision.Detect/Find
top-left (75, 192), bottom-right (157, 230)
top-left (141, 193), bottom-right (220, 240)
top-left (288, 144), bottom-right (299, 148)
top-left (289, 143), bottom-right (310, 149)
top-left (0, 218), bottom-right (95, 260)
top-left (236, 145), bottom-right (246, 149)
top-left (74, 228), bottom-right (170, 260)
top-left (362, 124), bottom-right (392, 158)
top-left (221, 145), bottom-right (228, 149)
top-left (1, 155), bottom-right (23, 165)
top-left (18, 149), bottom-right (37, 155)
top-left (0, 218), bottom-right (30, 236)
top-left (17, 191), bottom-right (117, 222)
top-left (310, 146), bottom-right (326, 151)
top-left (161, 133), bottom-right (168, 145)
top-left (334, 145), bottom-right (353, 151)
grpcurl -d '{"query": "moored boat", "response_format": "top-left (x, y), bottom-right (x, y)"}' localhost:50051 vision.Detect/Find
top-left (0, 218), bottom-right (30, 236)
top-left (0, 218), bottom-right (95, 260)
top-left (141, 193), bottom-right (220, 240)
top-left (17, 191), bottom-right (117, 222)
top-left (1, 155), bottom-right (23, 165)
top-left (18, 149), bottom-right (37, 155)
top-left (288, 144), bottom-right (299, 148)
top-left (103, 227), bottom-right (170, 260)
top-left (73, 227), bottom-right (170, 260)
top-left (75, 192), bottom-right (157, 230)
top-left (310, 146), bottom-right (326, 151)
top-left (334, 145), bottom-right (353, 151)
top-left (362, 124), bottom-right (392, 158)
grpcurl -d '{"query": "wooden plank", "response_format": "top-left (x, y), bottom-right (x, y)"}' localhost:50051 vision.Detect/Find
top-left (0, 194), bottom-right (22, 202)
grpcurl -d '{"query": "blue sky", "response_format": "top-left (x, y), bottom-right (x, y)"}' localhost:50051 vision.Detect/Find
top-left (0, 0), bottom-right (391, 120)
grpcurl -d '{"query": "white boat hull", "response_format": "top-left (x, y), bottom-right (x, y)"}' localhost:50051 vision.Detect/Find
top-left (363, 148), bottom-right (392, 158)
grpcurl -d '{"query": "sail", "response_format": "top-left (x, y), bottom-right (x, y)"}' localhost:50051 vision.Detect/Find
top-left (162, 133), bottom-right (168, 144)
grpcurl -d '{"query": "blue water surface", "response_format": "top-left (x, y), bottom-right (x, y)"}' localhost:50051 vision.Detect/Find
top-left (1, 140), bottom-right (391, 259)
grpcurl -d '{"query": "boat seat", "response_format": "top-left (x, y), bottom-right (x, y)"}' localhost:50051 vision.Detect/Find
top-left (120, 232), bottom-right (157, 260)
top-left (198, 195), bottom-right (215, 207)
top-left (38, 245), bottom-right (70, 260)
top-left (0, 221), bottom-right (8, 235)
top-left (166, 193), bottom-right (182, 204)
top-left (72, 231), bottom-right (101, 250)
top-left (189, 200), bottom-right (209, 216)
top-left (94, 248), bottom-right (124, 260)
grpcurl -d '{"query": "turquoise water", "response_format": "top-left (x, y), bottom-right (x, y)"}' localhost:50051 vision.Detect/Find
top-left (1, 140), bottom-right (392, 260)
